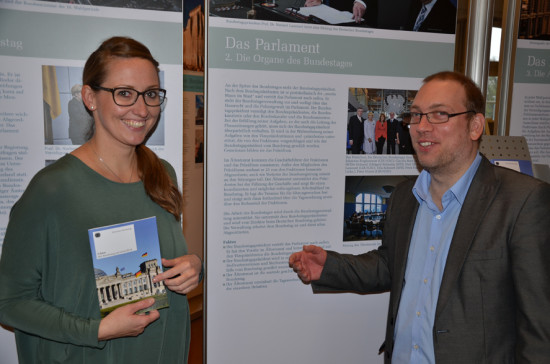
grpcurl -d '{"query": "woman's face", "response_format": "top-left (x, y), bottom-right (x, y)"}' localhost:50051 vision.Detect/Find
top-left (86, 57), bottom-right (161, 149)
top-left (380, 114), bottom-right (386, 122)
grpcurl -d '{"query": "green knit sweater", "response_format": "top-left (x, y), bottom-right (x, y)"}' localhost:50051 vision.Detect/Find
top-left (0, 154), bottom-right (190, 363)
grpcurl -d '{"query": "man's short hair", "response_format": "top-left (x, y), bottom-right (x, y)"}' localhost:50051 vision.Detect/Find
top-left (423, 71), bottom-right (485, 116)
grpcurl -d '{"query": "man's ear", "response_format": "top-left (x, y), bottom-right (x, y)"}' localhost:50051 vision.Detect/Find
top-left (469, 113), bottom-right (485, 141)
top-left (81, 85), bottom-right (96, 112)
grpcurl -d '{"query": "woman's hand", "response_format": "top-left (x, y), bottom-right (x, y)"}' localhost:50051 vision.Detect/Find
top-left (98, 298), bottom-right (160, 341)
top-left (153, 255), bottom-right (202, 295)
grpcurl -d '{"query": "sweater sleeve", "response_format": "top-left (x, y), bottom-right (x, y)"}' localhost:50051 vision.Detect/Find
top-left (0, 174), bottom-right (104, 349)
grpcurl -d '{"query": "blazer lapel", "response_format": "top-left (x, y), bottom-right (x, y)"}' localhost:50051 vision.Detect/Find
top-left (391, 189), bottom-right (419, 317)
top-left (435, 157), bottom-right (500, 318)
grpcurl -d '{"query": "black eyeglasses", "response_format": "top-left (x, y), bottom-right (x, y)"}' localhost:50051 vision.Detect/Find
top-left (406, 110), bottom-right (475, 125)
top-left (92, 86), bottom-right (167, 107)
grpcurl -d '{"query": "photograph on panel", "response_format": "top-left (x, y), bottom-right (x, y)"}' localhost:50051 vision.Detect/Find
top-left (347, 87), bottom-right (417, 155)
top-left (518, 0), bottom-right (550, 40)
top-left (209, 0), bottom-right (457, 34)
top-left (343, 175), bottom-right (416, 241)
top-left (184, 0), bottom-right (206, 73)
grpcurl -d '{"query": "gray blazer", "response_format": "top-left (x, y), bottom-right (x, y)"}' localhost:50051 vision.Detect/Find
top-left (314, 156), bottom-right (550, 363)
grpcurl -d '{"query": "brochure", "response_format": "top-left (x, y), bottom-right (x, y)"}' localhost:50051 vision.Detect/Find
top-left (88, 216), bottom-right (169, 317)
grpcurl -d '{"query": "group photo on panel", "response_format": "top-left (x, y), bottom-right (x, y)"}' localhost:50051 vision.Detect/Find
top-left (347, 88), bottom-right (416, 155)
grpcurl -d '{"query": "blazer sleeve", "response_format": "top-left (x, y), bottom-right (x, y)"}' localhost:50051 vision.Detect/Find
top-left (312, 248), bottom-right (392, 294)
top-left (509, 180), bottom-right (550, 361)
top-left (311, 179), bottom-right (415, 294)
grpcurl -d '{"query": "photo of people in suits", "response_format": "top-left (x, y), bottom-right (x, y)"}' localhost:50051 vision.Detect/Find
top-left (347, 87), bottom-right (417, 155)
top-left (406, 0), bottom-right (457, 33)
top-left (209, 0), bottom-right (457, 33)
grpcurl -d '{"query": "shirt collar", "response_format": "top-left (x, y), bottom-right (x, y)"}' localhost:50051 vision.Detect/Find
top-left (413, 153), bottom-right (482, 208)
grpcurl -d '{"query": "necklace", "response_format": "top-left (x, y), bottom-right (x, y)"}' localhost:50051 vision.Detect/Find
top-left (90, 143), bottom-right (135, 183)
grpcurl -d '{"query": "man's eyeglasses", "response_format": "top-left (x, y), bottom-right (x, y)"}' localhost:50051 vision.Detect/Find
top-left (406, 110), bottom-right (475, 125)
top-left (92, 86), bottom-right (167, 107)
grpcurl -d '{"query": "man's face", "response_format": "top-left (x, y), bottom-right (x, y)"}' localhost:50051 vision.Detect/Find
top-left (410, 79), bottom-right (483, 177)
top-left (357, 109), bottom-right (363, 117)
top-left (390, 112), bottom-right (395, 119)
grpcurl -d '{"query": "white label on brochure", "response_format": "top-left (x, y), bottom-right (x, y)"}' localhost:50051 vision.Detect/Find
top-left (92, 224), bottom-right (138, 259)
top-left (494, 160), bottom-right (521, 172)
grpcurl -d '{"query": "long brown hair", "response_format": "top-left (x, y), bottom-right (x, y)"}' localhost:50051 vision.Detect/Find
top-left (83, 36), bottom-right (183, 221)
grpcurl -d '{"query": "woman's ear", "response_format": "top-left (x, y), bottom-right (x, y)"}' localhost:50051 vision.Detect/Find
top-left (81, 85), bottom-right (96, 112)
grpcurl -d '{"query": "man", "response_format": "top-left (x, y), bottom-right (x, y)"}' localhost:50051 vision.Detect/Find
top-left (289, 71), bottom-right (550, 363)
top-left (386, 111), bottom-right (398, 154)
top-left (68, 84), bottom-right (94, 145)
top-left (348, 107), bottom-right (365, 154)
top-left (397, 112), bottom-right (413, 154)
top-left (406, 0), bottom-right (457, 34)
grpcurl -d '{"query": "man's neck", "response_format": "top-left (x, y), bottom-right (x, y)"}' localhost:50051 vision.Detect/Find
top-left (428, 179), bottom-right (449, 211)
top-left (427, 154), bottom-right (478, 211)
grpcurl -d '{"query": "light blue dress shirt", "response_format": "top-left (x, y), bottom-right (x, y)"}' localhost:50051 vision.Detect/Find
top-left (392, 153), bottom-right (482, 363)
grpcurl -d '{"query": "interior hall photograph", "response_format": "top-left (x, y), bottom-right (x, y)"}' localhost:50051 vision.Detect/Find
top-left (343, 175), bottom-right (417, 241)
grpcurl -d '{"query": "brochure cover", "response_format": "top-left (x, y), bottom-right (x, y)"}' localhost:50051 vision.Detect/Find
top-left (88, 216), bottom-right (169, 317)
top-left (491, 158), bottom-right (534, 176)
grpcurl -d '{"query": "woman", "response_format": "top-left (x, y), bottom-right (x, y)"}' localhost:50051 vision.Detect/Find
top-left (362, 111), bottom-right (376, 154)
top-left (375, 112), bottom-right (387, 154)
top-left (0, 37), bottom-right (202, 363)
